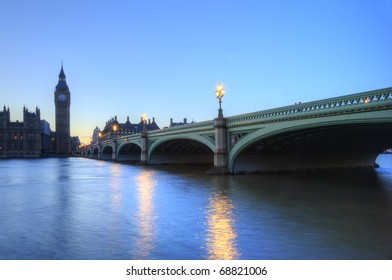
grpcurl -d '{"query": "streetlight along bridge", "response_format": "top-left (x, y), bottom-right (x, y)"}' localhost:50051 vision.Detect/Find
top-left (80, 86), bottom-right (392, 174)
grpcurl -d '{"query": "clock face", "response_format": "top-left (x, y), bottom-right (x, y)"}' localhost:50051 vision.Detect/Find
top-left (58, 94), bottom-right (66, 101)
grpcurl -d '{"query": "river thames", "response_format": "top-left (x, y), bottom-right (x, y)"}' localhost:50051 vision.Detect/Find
top-left (0, 155), bottom-right (391, 260)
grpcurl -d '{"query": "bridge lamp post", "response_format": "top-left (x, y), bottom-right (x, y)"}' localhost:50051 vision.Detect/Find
top-left (215, 83), bottom-right (225, 118)
top-left (142, 113), bottom-right (147, 131)
top-left (208, 82), bottom-right (229, 174)
top-left (112, 124), bottom-right (118, 161)
top-left (112, 124), bottom-right (118, 139)
top-left (140, 113), bottom-right (148, 165)
top-left (98, 132), bottom-right (102, 159)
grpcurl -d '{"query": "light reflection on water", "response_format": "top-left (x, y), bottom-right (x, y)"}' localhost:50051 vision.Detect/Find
top-left (132, 170), bottom-right (156, 259)
top-left (206, 192), bottom-right (239, 260)
top-left (0, 156), bottom-right (391, 259)
top-left (109, 163), bottom-right (122, 209)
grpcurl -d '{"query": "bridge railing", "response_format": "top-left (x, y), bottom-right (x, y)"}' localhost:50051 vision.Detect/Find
top-left (144, 120), bottom-right (215, 137)
top-left (114, 133), bottom-right (140, 141)
top-left (226, 87), bottom-right (392, 126)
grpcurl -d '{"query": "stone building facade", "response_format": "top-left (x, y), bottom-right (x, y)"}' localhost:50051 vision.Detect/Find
top-left (0, 106), bottom-right (41, 158)
top-left (97, 116), bottom-right (160, 142)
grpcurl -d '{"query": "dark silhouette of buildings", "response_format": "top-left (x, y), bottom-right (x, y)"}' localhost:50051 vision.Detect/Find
top-left (169, 118), bottom-right (193, 127)
top-left (54, 64), bottom-right (71, 154)
top-left (0, 65), bottom-right (79, 158)
top-left (0, 106), bottom-right (41, 158)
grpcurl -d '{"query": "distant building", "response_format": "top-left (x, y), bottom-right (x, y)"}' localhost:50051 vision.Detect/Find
top-left (169, 118), bottom-right (192, 128)
top-left (50, 131), bottom-right (56, 153)
top-left (91, 126), bottom-right (101, 145)
top-left (40, 120), bottom-right (52, 154)
top-left (0, 106), bottom-right (41, 158)
top-left (71, 136), bottom-right (81, 154)
top-left (98, 116), bottom-right (160, 141)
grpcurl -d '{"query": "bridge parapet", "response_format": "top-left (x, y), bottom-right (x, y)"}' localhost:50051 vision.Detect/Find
top-left (227, 87), bottom-right (392, 127)
top-left (147, 120), bottom-right (214, 137)
top-left (113, 132), bottom-right (140, 142)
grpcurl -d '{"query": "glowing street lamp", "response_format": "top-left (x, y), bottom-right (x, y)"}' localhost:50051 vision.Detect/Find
top-left (215, 83), bottom-right (225, 118)
top-left (98, 131), bottom-right (102, 146)
top-left (112, 124), bottom-right (118, 139)
top-left (141, 113), bottom-right (147, 131)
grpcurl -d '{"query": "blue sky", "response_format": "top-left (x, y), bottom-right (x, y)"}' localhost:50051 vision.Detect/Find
top-left (1, 0), bottom-right (391, 144)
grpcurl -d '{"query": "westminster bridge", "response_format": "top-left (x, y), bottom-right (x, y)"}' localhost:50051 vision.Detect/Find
top-left (80, 87), bottom-right (392, 174)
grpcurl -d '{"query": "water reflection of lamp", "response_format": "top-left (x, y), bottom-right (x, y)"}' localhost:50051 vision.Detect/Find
top-left (109, 163), bottom-right (121, 208)
top-left (132, 170), bottom-right (156, 259)
top-left (206, 192), bottom-right (239, 259)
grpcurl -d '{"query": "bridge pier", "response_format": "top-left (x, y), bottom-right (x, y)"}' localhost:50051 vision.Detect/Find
top-left (112, 140), bottom-right (118, 161)
top-left (207, 117), bottom-right (231, 175)
top-left (139, 130), bottom-right (148, 164)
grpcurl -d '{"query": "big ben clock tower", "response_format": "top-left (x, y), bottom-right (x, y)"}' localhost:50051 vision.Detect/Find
top-left (54, 64), bottom-right (71, 154)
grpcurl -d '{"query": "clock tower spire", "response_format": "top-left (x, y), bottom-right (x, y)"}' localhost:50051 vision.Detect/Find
top-left (54, 63), bottom-right (71, 154)
top-left (59, 63), bottom-right (66, 81)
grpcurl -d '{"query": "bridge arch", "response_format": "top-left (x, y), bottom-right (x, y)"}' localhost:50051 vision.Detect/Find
top-left (118, 142), bottom-right (142, 162)
top-left (102, 145), bottom-right (113, 160)
top-left (230, 119), bottom-right (392, 173)
top-left (92, 147), bottom-right (99, 158)
top-left (149, 135), bottom-right (214, 165)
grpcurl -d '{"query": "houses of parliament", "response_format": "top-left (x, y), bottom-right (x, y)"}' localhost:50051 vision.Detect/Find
top-left (0, 65), bottom-right (79, 158)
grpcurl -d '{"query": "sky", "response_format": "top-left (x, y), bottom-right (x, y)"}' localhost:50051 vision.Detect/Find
top-left (1, 0), bottom-right (391, 145)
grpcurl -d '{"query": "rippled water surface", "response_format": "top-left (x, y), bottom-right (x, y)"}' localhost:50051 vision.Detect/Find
top-left (1, 156), bottom-right (392, 259)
